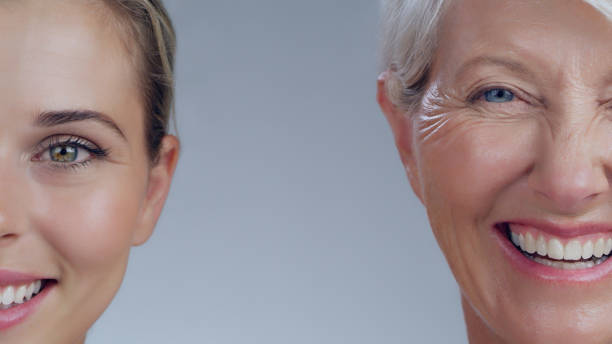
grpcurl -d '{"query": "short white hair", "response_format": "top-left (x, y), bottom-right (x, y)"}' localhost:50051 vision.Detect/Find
top-left (380, 0), bottom-right (612, 112)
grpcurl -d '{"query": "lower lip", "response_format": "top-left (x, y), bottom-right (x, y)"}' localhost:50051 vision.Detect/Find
top-left (492, 226), bottom-right (612, 283)
top-left (0, 281), bottom-right (55, 330)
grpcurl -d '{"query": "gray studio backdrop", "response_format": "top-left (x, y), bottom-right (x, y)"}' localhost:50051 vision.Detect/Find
top-left (87, 1), bottom-right (467, 343)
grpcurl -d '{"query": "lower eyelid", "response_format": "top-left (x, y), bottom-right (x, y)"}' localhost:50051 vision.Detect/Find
top-left (57, 160), bottom-right (91, 168)
top-left (44, 159), bottom-right (95, 173)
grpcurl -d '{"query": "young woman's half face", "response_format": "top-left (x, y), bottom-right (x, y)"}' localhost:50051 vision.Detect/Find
top-left (0, 1), bottom-right (176, 342)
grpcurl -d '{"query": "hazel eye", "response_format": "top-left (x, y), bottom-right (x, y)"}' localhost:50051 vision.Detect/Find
top-left (32, 135), bottom-right (109, 171)
top-left (483, 88), bottom-right (515, 103)
top-left (50, 144), bottom-right (79, 163)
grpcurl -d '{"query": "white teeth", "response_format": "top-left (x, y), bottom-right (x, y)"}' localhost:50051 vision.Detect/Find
top-left (533, 256), bottom-right (596, 270)
top-left (2, 286), bottom-right (14, 306)
top-left (548, 239), bottom-right (564, 260)
top-left (564, 240), bottom-right (582, 261)
top-left (582, 241), bottom-right (594, 259)
top-left (594, 238), bottom-right (606, 258)
top-left (33, 280), bottom-right (41, 294)
top-left (0, 280), bottom-right (46, 309)
top-left (536, 235), bottom-right (547, 256)
top-left (25, 283), bottom-right (34, 301)
top-left (14, 285), bottom-right (26, 304)
top-left (511, 232), bottom-right (520, 246)
top-left (509, 226), bottom-right (612, 269)
top-left (524, 233), bottom-right (536, 254)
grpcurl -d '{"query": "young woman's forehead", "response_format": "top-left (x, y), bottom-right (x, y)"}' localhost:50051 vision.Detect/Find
top-left (0, 1), bottom-right (133, 79)
top-left (0, 0), bottom-right (141, 135)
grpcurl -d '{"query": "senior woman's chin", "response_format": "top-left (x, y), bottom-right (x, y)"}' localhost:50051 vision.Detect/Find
top-left (437, 217), bottom-right (612, 343)
top-left (426, 219), bottom-right (612, 343)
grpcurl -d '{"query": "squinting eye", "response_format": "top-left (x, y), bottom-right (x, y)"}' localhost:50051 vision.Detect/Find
top-left (50, 145), bottom-right (78, 163)
top-left (483, 88), bottom-right (515, 103)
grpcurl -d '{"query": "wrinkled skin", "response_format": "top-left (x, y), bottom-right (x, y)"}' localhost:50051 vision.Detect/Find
top-left (0, 1), bottom-right (179, 343)
top-left (378, 0), bottom-right (612, 343)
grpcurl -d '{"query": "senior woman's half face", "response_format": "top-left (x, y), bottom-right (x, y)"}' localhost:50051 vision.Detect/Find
top-left (0, 0), bottom-right (178, 343)
top-left (380, 0), bottom-right (612, 342)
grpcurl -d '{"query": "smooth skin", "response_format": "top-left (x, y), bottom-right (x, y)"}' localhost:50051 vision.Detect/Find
top-left (379, 0), bottom-right (612, 343)
top-left (0, 1), bottom-right (179, 343)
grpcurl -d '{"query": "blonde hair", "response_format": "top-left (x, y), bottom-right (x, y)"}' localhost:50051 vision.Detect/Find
top-left (380, 0), bottom-right (612, 112)
top-left (103, 0), bottom-right (176, 164)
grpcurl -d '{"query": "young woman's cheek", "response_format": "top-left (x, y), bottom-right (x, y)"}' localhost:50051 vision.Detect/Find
top-left (27, 168), bottom-right (147, 274)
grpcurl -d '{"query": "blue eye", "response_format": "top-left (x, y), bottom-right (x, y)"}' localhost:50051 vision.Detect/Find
top-left (483, 88), bottom-right (514, 103)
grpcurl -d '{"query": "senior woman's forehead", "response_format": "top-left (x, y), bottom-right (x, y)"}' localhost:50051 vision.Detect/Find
top-left (441, 0), bottom-right (611, 38)
top-left (434, 0), bottom-right (612, 86)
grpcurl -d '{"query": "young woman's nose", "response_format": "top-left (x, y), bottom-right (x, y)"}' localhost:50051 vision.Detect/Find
top-left (527, 125), bottom-right (610, 214)
top-left (0, 159), bottom-right (28, 242)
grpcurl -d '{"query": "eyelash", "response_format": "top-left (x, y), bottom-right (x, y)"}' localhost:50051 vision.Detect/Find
top-left (32, 135), bottom-right (110, 171)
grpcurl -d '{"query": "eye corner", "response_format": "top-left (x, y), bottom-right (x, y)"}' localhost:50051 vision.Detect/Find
top-left (600, 98), bottom-right (612, 109)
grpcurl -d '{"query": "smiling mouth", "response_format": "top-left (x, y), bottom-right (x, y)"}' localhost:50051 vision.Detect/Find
top-left (0, 279), bottom-right (55, 310)
top-left (500, 223), bottom-right (612, 270)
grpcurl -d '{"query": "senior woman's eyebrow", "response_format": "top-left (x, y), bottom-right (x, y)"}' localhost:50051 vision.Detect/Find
top-left (34, 110), bottom-right (127, 140)
top-left (456, 55), bottom-right (535, 81)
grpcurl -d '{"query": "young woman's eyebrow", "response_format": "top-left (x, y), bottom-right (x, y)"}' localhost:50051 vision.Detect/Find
top-left (34, 110), bottom-right (127, 141)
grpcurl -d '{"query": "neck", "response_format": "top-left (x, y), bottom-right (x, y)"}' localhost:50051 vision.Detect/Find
top-left (461, 296), bottom-right (506, 344)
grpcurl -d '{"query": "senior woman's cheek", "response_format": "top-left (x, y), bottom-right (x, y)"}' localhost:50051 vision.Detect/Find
top-left (416, 113), bottom-right (538, 214)
top-left (413, 112), bottom-right (540, 297)
top-left (416, 111), bottom-right (612, 341)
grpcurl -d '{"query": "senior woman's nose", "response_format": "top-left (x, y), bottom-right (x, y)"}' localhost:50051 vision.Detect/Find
top-left (527, 127), bottom-right (609, 214)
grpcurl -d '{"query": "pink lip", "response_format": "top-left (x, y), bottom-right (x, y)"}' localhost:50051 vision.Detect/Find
top-left (500, 219), bottom-right (612, 238)
top-left (0, 270), bottom-right (56, 331)
top-left (0, 270), bottom-right (51, 287)
top-left (492, 224), bottom-right (612, 283)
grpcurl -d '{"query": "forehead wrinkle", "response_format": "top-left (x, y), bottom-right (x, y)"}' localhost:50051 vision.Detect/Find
top-left (554, 52), bottom-right (611, 94)
top-left (438, 0), bottom-right (612, 87)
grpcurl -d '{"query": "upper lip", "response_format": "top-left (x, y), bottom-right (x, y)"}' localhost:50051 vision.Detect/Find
top-left (0, 270), bottom-right (53, 286)
top-left (497, 219), bottom-right (612, 238)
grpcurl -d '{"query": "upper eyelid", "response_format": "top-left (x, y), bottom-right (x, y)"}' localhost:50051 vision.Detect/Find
top-left (40, 134), bottom-right (99, 147)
